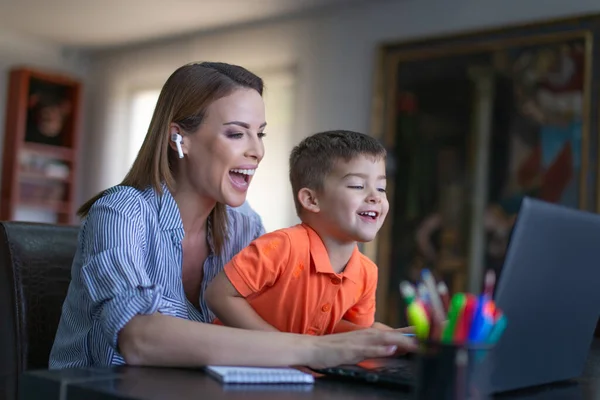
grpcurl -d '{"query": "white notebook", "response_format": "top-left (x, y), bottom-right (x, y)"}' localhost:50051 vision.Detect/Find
top-left (205, 366), bottom-right (315, 384)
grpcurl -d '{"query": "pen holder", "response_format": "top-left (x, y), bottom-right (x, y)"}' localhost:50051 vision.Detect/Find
top-left (412, 340), bottom-right (493, 400)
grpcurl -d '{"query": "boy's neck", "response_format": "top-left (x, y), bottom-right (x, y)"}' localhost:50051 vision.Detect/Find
top-left (306, 223), bottom-right (356, 274)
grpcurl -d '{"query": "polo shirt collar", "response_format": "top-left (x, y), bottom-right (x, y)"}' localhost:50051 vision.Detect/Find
top-left (303, 223), bottom-right (362, 284)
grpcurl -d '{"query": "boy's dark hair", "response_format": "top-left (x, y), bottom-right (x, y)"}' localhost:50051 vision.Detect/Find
top-left (289, 130), bottom-right (386, 215)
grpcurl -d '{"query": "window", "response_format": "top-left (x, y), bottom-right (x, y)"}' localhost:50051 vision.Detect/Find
top-left (128, 89), bottom-right (161, 167)
top-left (245, 69), bottom-right (298, 232)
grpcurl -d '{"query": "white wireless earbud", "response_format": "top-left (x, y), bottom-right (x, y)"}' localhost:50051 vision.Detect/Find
top-left (171, 132), bottom-right (184, 158)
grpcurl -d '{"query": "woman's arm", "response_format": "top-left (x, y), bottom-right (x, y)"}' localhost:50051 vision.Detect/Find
top-left (118, 313), bottom-right (416, 369)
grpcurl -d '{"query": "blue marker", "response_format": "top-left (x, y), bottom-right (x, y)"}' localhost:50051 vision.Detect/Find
top-left (469, 295), bottom-right (497, 343)
top-left (468, 295), bottom-right (486, 342)
top-left (486, 314), bottom-right (507, 345)
top-left (472, 313), bottom-right (495, 343)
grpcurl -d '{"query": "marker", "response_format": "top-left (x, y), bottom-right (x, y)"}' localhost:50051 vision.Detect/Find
top-left (454, 294), bottom-right (477, 344)
top-left (475, 312), bottom-right (496, 343)
top-left (407, 300), bottom-right (430, 340)
top-left (486, 313), bottom-right (507, 345)
top-left (483, 270), bottom-right (496, 299)
top-left (437, 281), bottom-right (450, 312)
top-left (469, 299), bottom-right (496, 343)
top-left (417, 282), bottom-right (428, 301)
top-left (468, 296), bottom-right (487, 342)
top-left (474, 311), bottom-right (508, 363)
top-left (421, 270), bottom-right (446, 342)
top-left (442, 293), bottom-right (466, 343)
top-left (421, 269), bottom-right (446, 323)
top-left (399, 281), bottom-right (416, 305)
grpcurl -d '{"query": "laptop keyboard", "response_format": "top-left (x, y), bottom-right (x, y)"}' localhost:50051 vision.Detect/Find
top-left (373, 364), bottom-right (416, 379)
top-left (315, 358), bottom-right (416, 387)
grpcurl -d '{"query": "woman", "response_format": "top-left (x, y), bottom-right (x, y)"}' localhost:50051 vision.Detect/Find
top-left (49, 62), bottom-right (415, 369)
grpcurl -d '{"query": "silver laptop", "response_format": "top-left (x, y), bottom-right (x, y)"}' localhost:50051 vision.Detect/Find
top-left (482, 197), bottom-right (600, 393)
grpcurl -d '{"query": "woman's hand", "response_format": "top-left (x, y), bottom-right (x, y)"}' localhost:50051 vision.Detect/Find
top-left (306, 328), bottom-right (417, 369)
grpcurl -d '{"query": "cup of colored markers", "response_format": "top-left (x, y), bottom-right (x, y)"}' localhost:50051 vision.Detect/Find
top-left (399, 270), bottom-right (507, 400)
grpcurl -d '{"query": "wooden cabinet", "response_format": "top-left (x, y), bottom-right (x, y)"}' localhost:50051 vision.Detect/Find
top-left (1, 67), bottom-right (81, 224)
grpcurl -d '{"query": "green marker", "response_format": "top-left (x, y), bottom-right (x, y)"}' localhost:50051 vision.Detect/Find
top-left (442, 293), bottom-right (466, 343)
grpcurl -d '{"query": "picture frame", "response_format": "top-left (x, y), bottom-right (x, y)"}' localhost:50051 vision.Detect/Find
top-left (365, 14), bottom-right (599, 327)
top-left (24, 76), bottom-right (75, 147)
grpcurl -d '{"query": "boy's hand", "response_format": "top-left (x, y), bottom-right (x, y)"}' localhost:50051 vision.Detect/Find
top-left (395, 326), bottom-right (415, 334)
top-left (371, 321), bottom-right (394, 331)
top-left (371, 322), bottom-right (414, 334)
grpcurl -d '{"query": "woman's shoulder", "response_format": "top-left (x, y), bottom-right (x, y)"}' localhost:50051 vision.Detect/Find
top-left (226, 202), bottom-right (263, 228)
top-left (223, 202), bottom-right (265, 254)
top-left (86, 185), bottom-right (158, 224)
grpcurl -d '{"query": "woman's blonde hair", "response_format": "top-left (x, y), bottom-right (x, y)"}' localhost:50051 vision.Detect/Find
top-left (78, 62), bottom-right (264, 254)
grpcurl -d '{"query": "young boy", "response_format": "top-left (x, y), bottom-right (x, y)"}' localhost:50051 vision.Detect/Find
top-left (205, 130), bottom-right (390, 335)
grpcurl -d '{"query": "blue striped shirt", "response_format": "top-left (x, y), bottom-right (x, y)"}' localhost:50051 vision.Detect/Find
top-left (49, 184), bottom-right (265, 369)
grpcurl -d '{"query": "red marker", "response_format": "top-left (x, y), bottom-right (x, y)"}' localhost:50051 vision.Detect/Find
top-left (454, 294), bottom-right (477, 344)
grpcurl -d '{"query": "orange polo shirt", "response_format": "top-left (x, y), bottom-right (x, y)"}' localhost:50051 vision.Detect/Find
top-left (218, 223), bottom-right (378, 335)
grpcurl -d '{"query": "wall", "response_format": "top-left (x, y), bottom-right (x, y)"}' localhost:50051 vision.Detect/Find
top-left (81, 0), bottom-right (600, 224)
top-left (0, 29), bottom-right (88, 222)
top-left (0, 29), bottom-right (88, 161)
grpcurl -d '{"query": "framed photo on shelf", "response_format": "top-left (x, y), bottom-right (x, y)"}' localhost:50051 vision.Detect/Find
top-left (365, 14), bottom-right (599, 328)
top-left (25, 77), bottom-right (75, 147)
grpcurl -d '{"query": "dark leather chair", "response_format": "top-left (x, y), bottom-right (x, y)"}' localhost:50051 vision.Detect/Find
top-left (0, 221), bottom-right (79, 400)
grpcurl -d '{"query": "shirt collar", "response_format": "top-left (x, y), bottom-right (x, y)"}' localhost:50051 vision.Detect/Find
top-left (304, 223), bottom-right (362, 283)
top-left (155, 183), bottom-right (215, 253)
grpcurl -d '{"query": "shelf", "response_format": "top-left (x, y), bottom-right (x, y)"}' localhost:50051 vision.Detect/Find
top-left (17, 199), bottom-right (71, 214)
top-left (21, 142), bottom-right (74, 161)
top-left (19, 171), bottom-right (71, 183)
top-left (1, 67), bottom-right (82, 225)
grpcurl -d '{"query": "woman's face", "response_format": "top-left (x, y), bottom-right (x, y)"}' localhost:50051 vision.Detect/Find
top-left (177, 88), bottom-right (266, 207)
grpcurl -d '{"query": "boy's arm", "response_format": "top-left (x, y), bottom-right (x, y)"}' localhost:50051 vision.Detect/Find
top-left (336, 267), bottom-right (378, 332)
top-left (333, 264), bottom-right (416, 334)
top-left (205, 231), bottom-right (291, 332)
top-left (333, 320), bottom-right (412, 333)
top-left (333, 319), bottom-right (368, 333)
top-left (206, 272), bottom-right (278, 331)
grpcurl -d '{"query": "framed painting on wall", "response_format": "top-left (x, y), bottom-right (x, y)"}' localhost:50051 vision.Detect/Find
top-left (366, 15), bottom-right (600, 327)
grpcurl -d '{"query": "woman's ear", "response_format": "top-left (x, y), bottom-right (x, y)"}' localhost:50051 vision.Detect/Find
top-left (298, 188), bottom-right (320, 214)
top-left (168, 123), bottom-right (188, 157)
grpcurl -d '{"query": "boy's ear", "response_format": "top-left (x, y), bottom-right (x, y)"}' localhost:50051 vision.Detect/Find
top-left (298, 188), bottom-right (320, 214)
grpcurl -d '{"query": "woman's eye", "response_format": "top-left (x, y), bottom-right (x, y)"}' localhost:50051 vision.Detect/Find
top-left (227, 132), bottom-right (244, 139)
top-left (258, 132), bottom-right (267, 139)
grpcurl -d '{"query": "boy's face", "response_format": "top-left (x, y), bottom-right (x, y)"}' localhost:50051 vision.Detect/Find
top-left (313, 155), bottom-right (389, 243)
